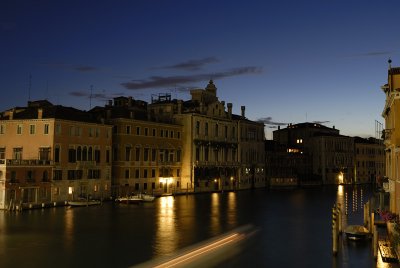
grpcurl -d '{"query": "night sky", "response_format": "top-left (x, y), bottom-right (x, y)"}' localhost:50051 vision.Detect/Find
top-left (1, 0), bottom-right (399, 138)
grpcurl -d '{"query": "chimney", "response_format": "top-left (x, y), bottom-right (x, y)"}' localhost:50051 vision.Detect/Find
top-left (227, 103), bottom-right (232, 118)
top-left (177, 100), bottom-right (183, 114)
top-left (241, 106), bottom-right (245, 118)
top-left (38, 108), bottom-right (43, 119)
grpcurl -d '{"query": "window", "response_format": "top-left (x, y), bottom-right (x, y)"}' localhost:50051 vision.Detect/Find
top-left (151, 169), bottom-right (156, 178)
top-left (27, 170), bottom-right (34, 182)
top-left (42, 171), bottom-right (49, 182)
top-left (177, 169), bottom-right (180, 177)
top-left (135, 169), bottom-right (140, 178)
top-left (152, 149), bottom-right (156, 161)
top-left (68, 170), bottom-right (76, 180)
top-left (165, 130), bottom-right (168, 138)
top-left (177, 150), bottom-right (181, 162)
top-left (170, 131), bottom-right (174, 138)
top-left (135, 148), bottom-right (141, 161)
top-left (94, 149), bottom-right (101, 163)
top-left (145, 128), bottom-right (148, 136)
top-left (17, 124), bottom-right (22, 134)
top-left (44, 124), bottom-right (49, 134)
top-left (225, 126), bottom-right (228, 139)
top-left (152, 128), bottom-right (156, 136)
top-left (160, 130), bottom-right (164, 137)
top-left (68, 148), bottom-right (76, 163)
top-left (215, 124), bottom-right (218, 137)
top-left (125, 147), bottom-right (131, 161)
top-left (56, 124), bottom-right (61, 135)
top-left (39, 147), bottom-right (50, 161)
top-left (136, 127), bottom-right (140, 135)
top-left (126, 125), bottom-right (131, 134)
top-left (0, 148), bottom-right (4, 159)
top-left (195, 147), bottom-right (200, 161)
top-left (11, 171), bottom-right (17, 183)
top-left (0, 124), bottom-right (5, 134)
top-left (144, 148), bottom-right (149, 161)
top-left (177, 132), bottom-right (181, 139)
top-left (106, 149), bottom-right (110, 163)
top-left (196, 121), bottom-right (200, 135)
top-left (54, 170), bottom-right (62, 180)
top-left (205, 123), bottom-right (208, 136)
top-left (143, 169), bottom-right (148, 178)
top-left (144, 183), bottom-right (148, 190)
top-left (13, 147), bottom-right (22, 160)
top-left (125, 169), bottom-right (130, 179)
top-left (88, 147), bottom-right (93, 161)
top-left (55, 146), bottom-right (60, 163)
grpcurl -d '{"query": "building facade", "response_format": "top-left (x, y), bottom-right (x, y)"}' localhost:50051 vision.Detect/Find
top-left (381, 62), bottom-right (400, 214)
top-left (0, 101), bottom-right (112, 209)
top-left (354, 137), bottom-right (385, 184)
top-left (91, 97), bottom-right (183, 196)
top-left (149, 80), bottom-right (265, 192)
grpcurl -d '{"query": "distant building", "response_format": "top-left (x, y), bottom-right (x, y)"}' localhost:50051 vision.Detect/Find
top-left (149, 80), bottom-right (265, 191)
top-left (91, 97), bottom-right (183, 196)
top-left (271, 123), bottom-right (383, 185)
top-left (354, 137), bottom-right (385, 184)
top-left (381, 61), bottom-right (400, 214)
top-left (0, 101), bottom-right (112, 210)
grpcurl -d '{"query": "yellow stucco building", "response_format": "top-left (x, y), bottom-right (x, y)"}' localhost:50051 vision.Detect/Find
top-left (0, 101), bottom-right (112, 209)
top-left (382, 61), bottom-right (400, 214)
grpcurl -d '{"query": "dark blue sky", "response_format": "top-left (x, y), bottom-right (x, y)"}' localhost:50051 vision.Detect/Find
top-left (1, 0), bottom-right (399, 138)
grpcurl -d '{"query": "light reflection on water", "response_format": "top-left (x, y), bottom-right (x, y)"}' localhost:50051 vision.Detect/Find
top-left (210, 193), bottom-right (220, 236)
top-left (154, 196), bottom-right (177, 255)
top-left (0, 185), bottom-right (390, 268)
top-left (64, 208), bottom-right (74, 250)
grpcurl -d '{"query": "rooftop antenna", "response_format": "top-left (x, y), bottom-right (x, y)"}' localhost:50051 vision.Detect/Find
top-left (28, 73), bottom-right (32, 102)
top-left (89, 85), bottom-right (93, 109)
top-left (45, 80), bottom-right (49, 100)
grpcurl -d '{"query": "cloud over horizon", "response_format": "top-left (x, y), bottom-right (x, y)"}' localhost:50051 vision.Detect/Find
top-left (121, 66), bottom-right (262, 90)
top-left (156, 57), bottom-right (219, 71)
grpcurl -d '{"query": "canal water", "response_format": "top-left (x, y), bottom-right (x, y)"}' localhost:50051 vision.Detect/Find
top-left (0, 185), bottom-right (394, 267)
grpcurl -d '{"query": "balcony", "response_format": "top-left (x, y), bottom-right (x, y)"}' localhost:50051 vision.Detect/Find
top-left (0, 159), bottom-right (53, 166)
top-left (382, 129), bottom-right (395, 144)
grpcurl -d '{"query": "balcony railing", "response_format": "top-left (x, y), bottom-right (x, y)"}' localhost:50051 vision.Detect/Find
top-left (382, 129), bottom-right (393, 141)
top-left (0, 159), bottom-right (53, 166)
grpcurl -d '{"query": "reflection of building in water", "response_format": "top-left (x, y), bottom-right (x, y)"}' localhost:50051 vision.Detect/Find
top-left (341, 186), bottom-right (367, 215)
top-left (155, 196), bottom-right (177, 255)
top-left (227, 192), bottom-right (237, 228)
top-left (336, 185), bottom-right (347, 228)
top-left (64, 209), bottom-right (74, 250)
top-left (210, 193), bottom-right (221, 236)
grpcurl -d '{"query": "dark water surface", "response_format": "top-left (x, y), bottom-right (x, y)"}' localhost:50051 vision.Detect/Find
top-left (0, 185), bottom-right (388, 267)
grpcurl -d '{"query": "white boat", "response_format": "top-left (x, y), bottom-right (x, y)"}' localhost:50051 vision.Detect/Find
top-left (115, 196), bottom-right (142, 204)
top-left (344, 225), bottom-right (370, 240)
top-left (135, 193), bottom-right (156, 202)
top-left (68, 199), bottom-right (101, 207)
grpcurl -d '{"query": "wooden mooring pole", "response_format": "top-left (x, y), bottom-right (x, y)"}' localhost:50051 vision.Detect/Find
top-left (373, 224), bottom-right (378, 259)
top-left (332, 205), bottom-right (338, 256)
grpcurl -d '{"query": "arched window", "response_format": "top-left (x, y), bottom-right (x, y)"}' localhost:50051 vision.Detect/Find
top-left (43, 170), bottom-right (48, 182)
top-left (88, 147), bottom-right (93, 161)
top-left (82, 147), bottom-right (87, 161)
top-left (77, 146), bottom-right (82, 161)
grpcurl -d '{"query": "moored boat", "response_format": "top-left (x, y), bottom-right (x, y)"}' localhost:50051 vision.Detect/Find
top-left (68, 199), bottom-right (101, 207)
top-left (135, 193), bottom-right (155, 202)
top-left (115, 196), bottom-right (142, 204)
top-left (344, 225), bottom-right (370, 240)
